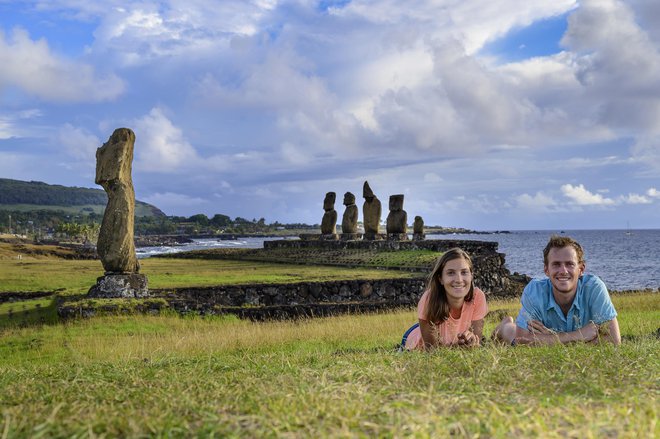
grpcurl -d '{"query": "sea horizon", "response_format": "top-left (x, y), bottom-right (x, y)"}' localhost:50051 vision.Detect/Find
top-left (136, 229), bottom-right (660, 292)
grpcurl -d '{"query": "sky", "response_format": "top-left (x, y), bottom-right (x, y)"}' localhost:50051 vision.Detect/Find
top-left (1, 0), bottom-right (659, 231)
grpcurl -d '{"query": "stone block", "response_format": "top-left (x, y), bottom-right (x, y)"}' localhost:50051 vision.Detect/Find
top-left (88, 274), bottom-right (149, 298)
top-left (363, 233), bottom-right (386, 241)
top-left (340, 233), bottom-right (362, 241)
top-left (387, 233), bottom-right (409, 241)
top-left (299, 234), bottom-right (321, 241)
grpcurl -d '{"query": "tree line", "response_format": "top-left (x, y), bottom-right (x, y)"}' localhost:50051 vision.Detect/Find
top-left (0, 178), bottom-right (164, 216)
top-left (0, 209), bottom-right (316, 239)
top-left (0, 178), bottom-right (108, 205)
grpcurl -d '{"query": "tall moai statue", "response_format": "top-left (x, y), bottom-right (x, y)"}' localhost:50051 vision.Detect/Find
top-left (341, 191), bottom-right (359, 240)
top-left (386, 194), bottom-right (408, 240)
top-left (413, 215), bottom-right (425, 241)
top-left (88, 128), bottom-right (148, 298)
top-left (320, 191), bottom-right (338, 239)
top-left (362, 181), bottom-right (382, 240)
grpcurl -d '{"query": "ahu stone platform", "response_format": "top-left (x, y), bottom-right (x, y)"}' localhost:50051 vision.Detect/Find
top-left (57, 238), bottom-right (530, 321)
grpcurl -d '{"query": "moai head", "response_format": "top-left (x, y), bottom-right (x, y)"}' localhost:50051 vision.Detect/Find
top-left (413, 216), bottom-right (424, 233)
top-left (323, 192), bottom-right (336, 211)
top-left (343, 192), bottom-right (355, 206)
top-left (389, 194), bottom-right (404, 212)
top-left (95, 128), bottom-right (135, 187)
top-left (363, 181), bottom-right (375, 201)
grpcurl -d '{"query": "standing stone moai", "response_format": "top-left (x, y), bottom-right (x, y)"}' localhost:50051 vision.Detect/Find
top-left (88, 128), bottom-right (148, 298)
top-left (413, 215), bottom-right (425, 241)
top-left (386, 194), bottom-right (408, 240)
top-left (362, 181), bottom-right (382, 240)
top-left (341, 191), bottom-right (359, 240)
top-left (320, 191), bottom-right (339, 240)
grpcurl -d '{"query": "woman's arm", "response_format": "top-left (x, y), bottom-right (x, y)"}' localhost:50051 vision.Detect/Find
top-left (470, 319), bottom-right (484, 341)
top-left (419, 319), bottom-right (438, 350)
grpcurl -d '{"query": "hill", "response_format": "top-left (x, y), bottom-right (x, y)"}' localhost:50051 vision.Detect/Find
top-left (0, 178), bottom-right (165, 217)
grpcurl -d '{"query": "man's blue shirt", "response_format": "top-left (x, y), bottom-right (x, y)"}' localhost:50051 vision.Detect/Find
top-left (515, 274), bottom-right (617, 332)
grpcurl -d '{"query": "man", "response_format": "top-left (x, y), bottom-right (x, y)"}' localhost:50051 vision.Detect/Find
top-left (493, 235), bottom-right (621, 345)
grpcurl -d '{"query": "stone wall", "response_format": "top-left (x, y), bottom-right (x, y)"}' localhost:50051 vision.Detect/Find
top-left (144, 238), bottom-right (526, 319)
top-left (58, 238), bottom-right (529, 320)
top-left (263, 238), bottom-right (522, 296)
top-left (156, 278), bottom-right (426, 310)
top-left (265, 238), bottom-right (499, 255)
top-left (150, 262), bottom-right (525, 320)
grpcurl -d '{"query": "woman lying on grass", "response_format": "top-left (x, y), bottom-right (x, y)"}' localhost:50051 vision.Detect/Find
top-left (401, 248), bottom-right (487, 350)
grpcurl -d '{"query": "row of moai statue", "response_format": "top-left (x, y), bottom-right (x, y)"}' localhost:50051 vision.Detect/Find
top-left (321, 181), bottom-right (425, 241)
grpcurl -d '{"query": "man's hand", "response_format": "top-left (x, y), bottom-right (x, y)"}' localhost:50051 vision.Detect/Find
top-left (579, 321), bottom-right (599, 343)
top-left (525, 320), bottom-right (598, 344)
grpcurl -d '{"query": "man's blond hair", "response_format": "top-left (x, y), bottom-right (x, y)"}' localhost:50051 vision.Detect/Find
top-left (543, 235), bottom-right (585, 266)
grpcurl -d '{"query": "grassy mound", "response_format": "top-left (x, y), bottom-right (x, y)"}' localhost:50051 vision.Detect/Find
top-left (159, 247), bottom-right (442, 271)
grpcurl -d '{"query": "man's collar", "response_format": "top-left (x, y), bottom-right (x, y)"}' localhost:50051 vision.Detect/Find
top-left (547, 276), bottom-right (583, 311)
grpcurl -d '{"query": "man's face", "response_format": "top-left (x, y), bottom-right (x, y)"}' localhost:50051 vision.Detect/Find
top-left (544, 246), bottom-right (585, 296)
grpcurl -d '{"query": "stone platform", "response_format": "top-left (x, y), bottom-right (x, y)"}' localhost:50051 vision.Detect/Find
top-left (88, 273), bottom-right (149, 298)
top-left (265, 237), bottom-right (499, 255)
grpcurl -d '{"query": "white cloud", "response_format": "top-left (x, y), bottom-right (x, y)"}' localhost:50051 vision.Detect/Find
top-left (333, 0), bottom-right (576, 55)
top-left (516, 192), bottom-right (562, 212)
top-left (561, 184), bottom-right (616, 205)
top-left (0, 110), bottom-right (41, 139)
top-left (631, 136), bottom-right (660, 170)
top-left (647, 188), bottom-right (660, 198)
top-left (621, 193), bottom-right (651, 204)
top-left (0, 27), bottom-right (124, 102)
top-left (560, 0), bottom-right (660, 133)
top-left (87, 1), bottom-right (279, 65)
top-left (133, 107), bottom-right (200, 172)
top-left (3, 0), bottom-right (660, 229)
top-left (423, 173), bottom-right (442, 183)
top-left (57, 124), bottom-right (100, 162)
top-left (280, 142), bottom-right (311, 166)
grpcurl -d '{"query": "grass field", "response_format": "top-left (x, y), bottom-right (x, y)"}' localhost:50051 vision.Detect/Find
top-left (165, 247), bottom-right (442, 271)
top-left (0, 293), bottom-right (658, 437)
top-left (0, 257), bottom-right (415, 295)
top-left (0, 242), bottom-right (658, 437)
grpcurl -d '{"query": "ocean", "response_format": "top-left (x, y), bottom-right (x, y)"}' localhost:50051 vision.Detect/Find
top-left (136, 229), bottom-right (660, 292)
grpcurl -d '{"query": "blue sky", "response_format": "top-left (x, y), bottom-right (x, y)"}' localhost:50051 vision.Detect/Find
top-left (1, 0), bottom-right (659, 230)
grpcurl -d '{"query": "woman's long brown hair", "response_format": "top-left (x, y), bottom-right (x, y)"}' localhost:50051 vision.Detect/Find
top-left (424, 248), bottom-right (475, 323)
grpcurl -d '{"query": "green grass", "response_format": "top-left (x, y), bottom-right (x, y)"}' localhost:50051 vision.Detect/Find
top-left (0, 293), bottom-right (658, 437)
top-left (0, 257), bottom-right (416, 295)
top-left (163, 248), bottom-right (442, 271)
top-left (0, 298), bottom-right (58, 329)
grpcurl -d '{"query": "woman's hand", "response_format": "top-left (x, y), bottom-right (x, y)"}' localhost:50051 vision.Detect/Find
top-left (456, 329), bottom-right (480, 347)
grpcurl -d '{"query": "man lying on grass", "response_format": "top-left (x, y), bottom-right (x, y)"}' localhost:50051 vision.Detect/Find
top-left (493, 235), bottom-right (621, 346)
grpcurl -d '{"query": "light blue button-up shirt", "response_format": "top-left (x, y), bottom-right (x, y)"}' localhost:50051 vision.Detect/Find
top-left (515, 274), bottom-right (617, 332)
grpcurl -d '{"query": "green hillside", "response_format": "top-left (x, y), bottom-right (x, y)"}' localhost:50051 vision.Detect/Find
top-left (0, 178), bottom-right (165, 218)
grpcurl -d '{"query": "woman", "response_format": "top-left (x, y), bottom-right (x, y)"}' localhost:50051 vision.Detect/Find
top-left (401, 248), bottom-right (487, 350)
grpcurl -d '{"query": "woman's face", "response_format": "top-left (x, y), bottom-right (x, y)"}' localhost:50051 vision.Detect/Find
top-left (440, 257), bottom-right (472, 301)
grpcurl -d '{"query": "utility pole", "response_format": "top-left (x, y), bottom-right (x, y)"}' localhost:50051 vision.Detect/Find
top-left (8, 214), bottom-right (11, 234)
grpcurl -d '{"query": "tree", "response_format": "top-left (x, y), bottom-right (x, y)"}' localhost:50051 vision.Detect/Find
top-left (187, 214), bottom-right (209, 226)
top-left (210, 214), bottom-right (232, 227)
